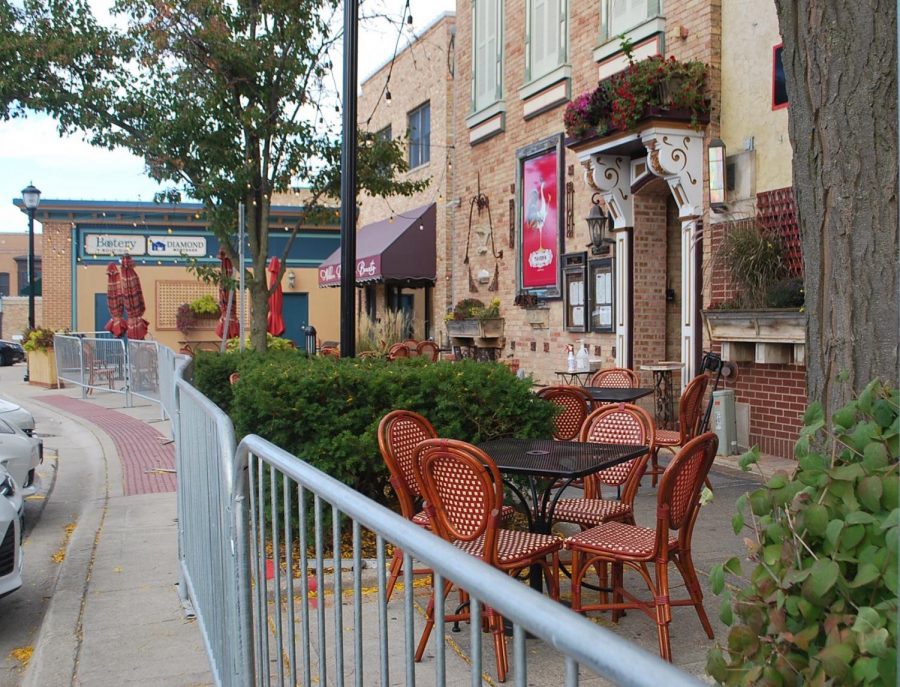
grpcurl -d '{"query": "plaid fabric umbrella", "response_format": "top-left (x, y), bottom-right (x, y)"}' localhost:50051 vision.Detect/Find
top-left (104, 263), bottom-right (127, 337)
top-left (216, 250), bottom-right (240, 340)
top-left (267, 257), bottom-right (285, 337)
top-left (120, 255), bottom-right (149, 340)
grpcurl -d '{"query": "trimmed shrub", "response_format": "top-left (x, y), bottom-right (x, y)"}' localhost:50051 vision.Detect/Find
top-left (193, 353), bottom-right (556, 504)
top-left (707, 379), bottom-right (898, 686)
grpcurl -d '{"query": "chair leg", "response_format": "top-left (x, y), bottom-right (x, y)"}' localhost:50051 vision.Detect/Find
top-left (650, 447), bottom-right (661, 487)
top-left (654, 559), bottom-right (673, 662)
top-left (674, 552), bottom-right (714, 639)
top-left (385, 549), bottom-right (403, 603)
top-left (488, 607), bottom-right (508, 683)
top-left (415, 579), bottom-right (454, 662)
top-left (611, 562), bottom-right (625, 623)
top-left (570, 550), bottom-right (584, 612)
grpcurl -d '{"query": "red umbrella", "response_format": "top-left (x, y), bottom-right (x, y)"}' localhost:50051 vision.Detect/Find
top-left (267, 257), bottom-right (285, 337)
top-left (119, 255), bottom-right (149, 340)
top-left (104, 263), bottom-right (127, 337)
top-left (216, 250), bottom-right (240, 340)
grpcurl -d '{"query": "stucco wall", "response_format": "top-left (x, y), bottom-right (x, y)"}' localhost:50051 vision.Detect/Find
top-left (720, 1), bottom-right (791, 194)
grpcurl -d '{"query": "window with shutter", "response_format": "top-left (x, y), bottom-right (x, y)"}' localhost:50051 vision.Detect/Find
top-left (529, 0), bottom-right (565, 80)
top-left (473, 0), bottom-right (502, 112)
top-left (608, 0), bottom-right (653, 36)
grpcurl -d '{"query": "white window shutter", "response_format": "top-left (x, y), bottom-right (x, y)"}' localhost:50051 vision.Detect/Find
top-left (474, 0), bottom-right (500, 111)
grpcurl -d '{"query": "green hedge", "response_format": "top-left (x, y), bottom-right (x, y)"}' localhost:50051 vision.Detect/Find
top-left (193, 352), bottom-right (556, 504)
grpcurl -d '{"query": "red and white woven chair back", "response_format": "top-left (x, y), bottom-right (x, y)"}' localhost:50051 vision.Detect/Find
top-left (387, 343), bottom-right (410, 360)
top-left (537, 386), bottom-right (592, 441)
top-left (678, 374), bottom-right (710, 443)
top-left (658, 432), bottom-right (718, 531)
top-left (413, 439), bottom-right (502, 552)
top-left (416, 340), bottom-right (440, 361)
top-left (580, 404), bottom-right (654, 487)
top-left (378, 410), bottom-right (437, 501)
top-left (589, 367), bottom-right (639, 388)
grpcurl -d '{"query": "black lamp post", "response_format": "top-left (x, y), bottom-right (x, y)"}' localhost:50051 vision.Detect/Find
top-left (21, 184), bottom-right (41, 330)
top-left (586, 193), bottom-right (613, 254)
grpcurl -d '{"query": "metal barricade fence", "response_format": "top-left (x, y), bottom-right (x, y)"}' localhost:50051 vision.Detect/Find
top-left (54, 335), bottom-right (86, 389)
top-left (158, 344), bottom-right (179, 424)
top-left (127, 339), bottom-right (161, 405)
top-left (168, 357), bottom-right (703, 687)
top-left (54, 334), bottom-right (128, 399)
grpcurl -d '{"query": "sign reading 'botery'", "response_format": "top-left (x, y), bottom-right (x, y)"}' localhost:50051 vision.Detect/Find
top-left (84, 234), bottom-right (146, 256)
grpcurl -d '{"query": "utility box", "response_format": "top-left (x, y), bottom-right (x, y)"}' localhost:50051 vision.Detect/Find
top-left (712, 389), bottom-right (739, 455)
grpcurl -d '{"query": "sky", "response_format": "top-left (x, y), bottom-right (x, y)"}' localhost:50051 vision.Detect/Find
top-left (0, 0), bottom-right (454, 232)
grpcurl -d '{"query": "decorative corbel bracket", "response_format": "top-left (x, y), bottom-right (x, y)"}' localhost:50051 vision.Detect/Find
top-left (640, 127), bottom-right (705, 220)
top-left (579, 155), bottom-right (633, 230)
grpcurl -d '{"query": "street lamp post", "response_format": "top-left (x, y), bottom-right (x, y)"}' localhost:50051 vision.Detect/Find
top-left (21, 184), bottom-right (41, 330)
top-left (21, 184), bottom-right (40, 384)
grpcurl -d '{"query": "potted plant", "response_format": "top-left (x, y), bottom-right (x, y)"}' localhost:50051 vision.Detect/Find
top-left (703, 220), bottom-right (806, 351)
top-left (23, 327), bottom-right (59, 387)
top-left (445, 298), bottom-right (505, 338)
top-left (176, 295), bottom-right (221, 334)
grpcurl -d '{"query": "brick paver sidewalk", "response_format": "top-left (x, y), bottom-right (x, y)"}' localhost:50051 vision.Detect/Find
top-left (41, 395), bottom-right (176, 495)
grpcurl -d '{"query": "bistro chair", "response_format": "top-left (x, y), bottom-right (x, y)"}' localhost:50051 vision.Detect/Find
top-left (83, 343), bottom-right (117, 394)
top-left (551, 403), bottom-right (656, 529)
top-left (588, 367), bottom-right (639, 388)
top-left (377, 410), bottom-right (438, 601)
top-left (412, 438), bottom-right (562, 683)
top-left (387, 342), bottom-right (409, 360)
top-left (228, 372), bottom-right (240, 385)
top-left (536, 385), bottom-right (594, 441)
top-left (565, 432), bottom-right (718, 661)
top-left (649, 373), bottom-right (709, 487)
top-left (416, 340), bottom-right (440, 361)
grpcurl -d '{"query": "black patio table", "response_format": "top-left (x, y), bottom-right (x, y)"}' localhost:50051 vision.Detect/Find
top-left (584, 386), bottom-right (654, 404)
top-left (478, 437), bottom-right (647, 593)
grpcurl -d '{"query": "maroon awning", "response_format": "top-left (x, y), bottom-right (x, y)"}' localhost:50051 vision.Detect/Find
top-left (318, 203), bottom-right (436, 287)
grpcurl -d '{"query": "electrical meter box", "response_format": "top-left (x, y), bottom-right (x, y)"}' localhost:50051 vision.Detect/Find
top-left (712, 389), bottom-right (739, 455)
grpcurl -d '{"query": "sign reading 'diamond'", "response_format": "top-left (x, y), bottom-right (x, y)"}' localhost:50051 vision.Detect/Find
top-left (84, 234), bottom-right (146, 256)
top-left (146, 236), bottom-right (207, 257)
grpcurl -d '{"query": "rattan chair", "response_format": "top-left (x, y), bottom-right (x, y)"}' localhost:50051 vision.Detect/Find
top-left (551, 403), bottom-right (656, 529)
top-left (587, 367), bottom-right (639, 388)
top-left (387, 342), bottom-right (409, 360)
top-left (649, 373), bottom-right (709, 487)
top-left (412, 438), bottom-right (562, 683)
top-left (416, 340), bottom-right (440, 361)
top-left (565, 432), bottom-right (718, 661)
top-left (536, 385), bottom-right (594, 441)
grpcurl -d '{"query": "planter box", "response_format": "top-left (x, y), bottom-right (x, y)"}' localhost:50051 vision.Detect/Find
top-left (702, 309), bottom-right (805, 344)
top-left (526, 308), bottom-right (550, 329)
top-left (28, 349), bottom-right (60, 388)
top-left (446, 318), bottom-right (505, 339)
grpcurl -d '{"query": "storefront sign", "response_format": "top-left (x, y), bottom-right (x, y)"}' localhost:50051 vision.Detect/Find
top-left (318, 256), bottom-right (383, 286)
top-left (146, 235), bottom-right (207, 257)
top-left (84, 234), bottom-right (146, 256)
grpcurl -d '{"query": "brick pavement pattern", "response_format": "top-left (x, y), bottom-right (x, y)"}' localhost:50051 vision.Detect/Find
top-left (42, 395), bottom-right (177, 495)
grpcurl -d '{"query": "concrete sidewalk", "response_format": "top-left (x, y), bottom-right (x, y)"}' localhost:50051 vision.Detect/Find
top-left (1, 375), bottom-right (212, 687)
top-left (0, 369), bottom-right (788, 686)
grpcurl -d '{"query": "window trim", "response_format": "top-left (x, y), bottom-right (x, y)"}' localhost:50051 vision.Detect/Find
top-left (471, 0), bottom-right (504, 115)
top-left (525, 0), bottom-right (568, 83)
top-left (407, 101), bottom-right (431, 169)
top-left (772, 43), bottom-right (789, 111)
top-left (598, 0), bottom-right (662, 48)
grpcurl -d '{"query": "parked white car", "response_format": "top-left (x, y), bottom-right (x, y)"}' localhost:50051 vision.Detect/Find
top-left (0, 418), bottom-right (41, 497)
top-left (0, 462), bottom-right (24, 599)
top-left (0, 399), bottom-right (35, 436)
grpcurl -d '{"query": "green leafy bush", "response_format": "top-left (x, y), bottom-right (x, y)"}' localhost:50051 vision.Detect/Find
top-left (193, 353), bottom-right (556, 504)
top-left (22, 327), bottom-right (56, 351)
top-left (190, 294), bottom-right (220, 316)
top-left (707, 379), bottom-right (898, 686)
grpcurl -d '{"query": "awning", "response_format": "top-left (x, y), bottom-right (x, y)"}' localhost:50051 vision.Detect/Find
top-left (318, 203), bottom-right (436, 288)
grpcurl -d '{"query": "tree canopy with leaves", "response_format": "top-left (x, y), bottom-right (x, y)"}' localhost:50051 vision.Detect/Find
top-left (2, 0), bottom-right (426, 349)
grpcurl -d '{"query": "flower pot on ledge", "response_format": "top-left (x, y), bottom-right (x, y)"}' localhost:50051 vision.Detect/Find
top-left (446, 318), bottom-right (505, 339)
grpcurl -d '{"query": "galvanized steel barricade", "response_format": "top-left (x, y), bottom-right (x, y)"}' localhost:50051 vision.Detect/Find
top-left (174, 358), bottom-right (251, 687)
top-left (54, 333), bottom-right (128, 399)
top-left (158, 344), bottom-right (180, 424)
top-left (234, 433), bottom-right (706, 687)
top-left (127, 339), bottom-right (161, 405)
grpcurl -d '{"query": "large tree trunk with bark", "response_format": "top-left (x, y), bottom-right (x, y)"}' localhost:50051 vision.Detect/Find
top-left (774, 0), bottom-right (899, 416)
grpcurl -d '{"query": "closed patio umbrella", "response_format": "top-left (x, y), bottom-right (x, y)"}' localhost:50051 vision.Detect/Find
top-left (267, 256), bottom-right (285, 337)
top-left (119, 255), bottom-right (149, 340)
top-left (104, 263), bottom-right (127, 337)
top-left (216, 250), bottom-right (240, 340)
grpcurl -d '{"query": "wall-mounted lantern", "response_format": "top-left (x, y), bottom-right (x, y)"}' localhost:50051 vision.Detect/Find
top-left (585, 193), bottom-right (614, 254)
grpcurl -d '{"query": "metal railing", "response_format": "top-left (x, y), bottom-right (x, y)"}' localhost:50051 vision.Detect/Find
top-left (169, 357), bottom-right (705, 687)
top-left (127, 339), bottom-right (161, 404)
top-left (55, 334), bottom-right (129, 399)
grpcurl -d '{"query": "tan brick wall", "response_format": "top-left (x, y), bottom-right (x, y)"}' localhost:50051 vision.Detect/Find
top-left (0, 233), bottom-right (42, 296)
top-left (0, 297), bottom-right (40, 340)
top-left (356, 14), bottom-right (456, 341)
top-left (450, 1), bottom-right (721, 383)
top-left (39, 221), bottom-right (71, 330)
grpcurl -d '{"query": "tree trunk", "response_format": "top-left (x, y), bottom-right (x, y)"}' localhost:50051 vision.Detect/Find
top-left (774, 0), bottom-right (899, 416)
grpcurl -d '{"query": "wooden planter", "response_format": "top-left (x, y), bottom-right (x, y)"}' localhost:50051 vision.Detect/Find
top-left (446, 318), bottom-right (505, 338)
top-left (702, 309), bottom-right (806, 366)
top-left (27, 349), bottom-right (60, 388)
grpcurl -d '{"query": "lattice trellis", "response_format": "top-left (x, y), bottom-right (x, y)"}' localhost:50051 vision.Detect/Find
top-left (757, 187), bottom-right (802, 277)
top-left (156, 281), bottom-right (251, 330)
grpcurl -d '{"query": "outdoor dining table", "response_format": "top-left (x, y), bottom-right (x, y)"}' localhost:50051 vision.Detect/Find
top-left (478, 437), bottom-right (648, 592)
top-left (584, 386), bottom-right (654, 404)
